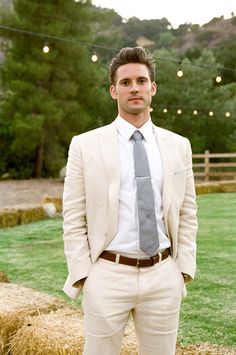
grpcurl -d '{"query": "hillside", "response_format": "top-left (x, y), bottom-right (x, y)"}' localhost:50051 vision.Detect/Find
top-left (173, 16), bottom-right (236, 53)
top-left (1, 1), bottom-right (236, 55)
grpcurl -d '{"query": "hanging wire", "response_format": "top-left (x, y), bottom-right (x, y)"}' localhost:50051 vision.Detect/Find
top-left (0, 24), bottom-right (117, 52)
top-left (0, 24), bottom-right (233, 118)
top-left (0, 24), bottom-right (236, 74)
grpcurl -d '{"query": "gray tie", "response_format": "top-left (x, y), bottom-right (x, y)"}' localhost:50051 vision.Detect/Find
top-left (132, 130), bottom-right (159, 256)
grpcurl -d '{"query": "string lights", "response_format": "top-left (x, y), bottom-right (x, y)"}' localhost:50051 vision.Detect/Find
top-left (149, 104), bottom-right (232, 118)
top-left (0, 24), bottom-right (234, 119)
top-left (0, 24), bottom-right (235, 74)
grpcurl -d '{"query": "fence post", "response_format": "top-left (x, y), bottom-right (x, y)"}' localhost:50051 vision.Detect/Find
top-left (205, 150), bottom-right (210, 182)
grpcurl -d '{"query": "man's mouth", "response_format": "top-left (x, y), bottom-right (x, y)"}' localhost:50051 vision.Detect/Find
top-left (128, 97), bottom-right (143, 101)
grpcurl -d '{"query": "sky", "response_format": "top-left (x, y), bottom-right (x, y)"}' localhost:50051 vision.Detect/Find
top-left (92, 0), bottom-right (236, 28)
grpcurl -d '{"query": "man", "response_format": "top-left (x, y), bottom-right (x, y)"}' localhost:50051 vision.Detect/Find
top-left (63, 47), bottom-right (198, 355)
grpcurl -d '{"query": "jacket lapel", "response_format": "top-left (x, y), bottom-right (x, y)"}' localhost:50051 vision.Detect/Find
top-left (98, 121), bottom-right (120, 242)
top-left (153, 126), bottom-right (174, 233)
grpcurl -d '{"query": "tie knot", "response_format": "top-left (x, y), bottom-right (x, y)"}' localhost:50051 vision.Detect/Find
top-left (132, 130), bottom-right (143, 142)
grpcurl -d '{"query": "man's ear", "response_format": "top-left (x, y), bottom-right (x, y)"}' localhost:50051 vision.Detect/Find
top-left (151, 82), bottom-right (157, 96)
top-left (110, 85), bottom-right (117, 100)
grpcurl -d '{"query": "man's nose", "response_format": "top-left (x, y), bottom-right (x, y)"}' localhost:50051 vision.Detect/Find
top-left (130, 82), bottom-right (139, 93)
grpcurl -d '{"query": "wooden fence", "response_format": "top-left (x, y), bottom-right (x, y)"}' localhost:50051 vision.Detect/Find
top-left (192, 150), bottom-right (236, 182)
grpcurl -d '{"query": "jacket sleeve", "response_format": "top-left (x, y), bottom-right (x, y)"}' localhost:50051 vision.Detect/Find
top-left (63, 136), bottom-right (92, 290)
top-left (176, 139), bottom-right (198, 279)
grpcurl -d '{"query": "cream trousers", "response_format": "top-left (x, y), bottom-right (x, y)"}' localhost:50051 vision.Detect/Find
top-left (82, 255), bottom-right (184, 355)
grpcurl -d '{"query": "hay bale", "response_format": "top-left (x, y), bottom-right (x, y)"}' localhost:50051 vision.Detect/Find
top-left (9, 309), bottom-right (137, 355)
top-left (0, 208), bottom-right (19, 228)
top-left (195, 182), bottom-right (220, 195)
top-left (0, 283), bottom-right (66, 354)
top-left (0, 272), bottom-right (9, 283)
top-left (195, 180), bottom-right (236, 195)
top-left (9, 308), bottom-right (84, 355)
top-left (0, 206), bottom-right (45, 228)
top-left (8, 306), bottom-right (236, 355)
top-left (18, 206), bottom-right (45, 225)
top-left (219, 180), bottom-right (236, 193)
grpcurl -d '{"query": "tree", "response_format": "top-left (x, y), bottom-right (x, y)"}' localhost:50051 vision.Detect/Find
top-left (151, 49), bottom-right (235, 153)
top-left (213, 36), bottom-right (236, 84)
top-left (157, 32), bottom-right (175, 49)
top-left (121, 17), bottom-right (171, 48)
top-left (0, 0), bottom-right (110, 178)
top-left (89, 6), bottom-right (123, 63)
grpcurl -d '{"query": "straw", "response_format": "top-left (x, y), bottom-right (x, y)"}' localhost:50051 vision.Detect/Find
top-left (0, 283), bottom-right (66, 354)
top-left (9, 308), bottom-right (84, 355)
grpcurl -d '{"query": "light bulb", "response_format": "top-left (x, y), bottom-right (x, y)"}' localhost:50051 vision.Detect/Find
top-left (209, 111), bottom-right (214, 116)
top-left (193, 110), bottom-right (198, 115)
top-left (163, 108), bottom-right (168, 113)
top-left (177, 109), bottom-right (182, 115)
top-left (225, 112), bottom-right (231, 117)
top-left (177, 68), bottom-right (183, 78)
top-left (91, 53), bottom-right (98, 62)
top-left (149, 107), bottom-right (153, 112)
top-left (43, 43), bottom-right (49, 53)
top-left (215, 75), bottom-right (222, 83)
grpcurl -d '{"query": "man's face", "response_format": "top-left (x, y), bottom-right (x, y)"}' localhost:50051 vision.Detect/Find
top-left (110, 63), bottom-right (156, 118)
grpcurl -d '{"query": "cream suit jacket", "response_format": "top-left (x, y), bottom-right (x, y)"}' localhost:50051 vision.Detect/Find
top-left (63, 121), bottom-right (198, 300)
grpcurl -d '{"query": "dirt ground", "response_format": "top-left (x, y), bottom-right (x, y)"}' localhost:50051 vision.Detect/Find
top-left (0, 179), bottom-right (64, 209)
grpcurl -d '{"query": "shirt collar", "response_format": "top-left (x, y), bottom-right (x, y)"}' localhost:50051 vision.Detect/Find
top-left (115, 115), bottom-right (154, 142)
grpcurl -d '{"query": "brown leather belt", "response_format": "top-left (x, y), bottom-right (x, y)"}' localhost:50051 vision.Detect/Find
top-left (99, 249), bottom-right (170, 267)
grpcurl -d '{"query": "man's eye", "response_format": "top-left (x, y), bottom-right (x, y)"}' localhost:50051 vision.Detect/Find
top-left (139, 79), bottom-right (146, 84)
top-left (122, 81), bottom-right (129, 86)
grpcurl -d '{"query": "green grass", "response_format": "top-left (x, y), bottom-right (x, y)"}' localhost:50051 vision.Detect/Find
top-left (0, 193), bottom-right (236, 347)
top-left (0, 218), bottom-right (69, 302)
top-left (179, 193), bottom-right (236, 347)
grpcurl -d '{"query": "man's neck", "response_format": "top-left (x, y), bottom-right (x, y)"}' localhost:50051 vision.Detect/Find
top-left (118, 112), bottom-right (150, 128)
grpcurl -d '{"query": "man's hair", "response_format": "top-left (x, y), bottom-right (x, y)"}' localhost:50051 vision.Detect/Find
top-left (109, 47), bottom-right (156, 85)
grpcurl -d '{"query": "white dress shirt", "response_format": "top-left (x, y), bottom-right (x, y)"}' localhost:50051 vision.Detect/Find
top-left (106, 116), bottom-right (170, 258)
